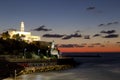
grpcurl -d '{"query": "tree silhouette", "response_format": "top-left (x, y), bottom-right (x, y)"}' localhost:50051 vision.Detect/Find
top-left (1, 31), bottom-right (10, 40)
top-left (12, 34), bottom-right (21, 41)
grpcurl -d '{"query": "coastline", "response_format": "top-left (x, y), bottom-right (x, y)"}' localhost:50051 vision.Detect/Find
top-left (1, 58), bottom-right (77, 80)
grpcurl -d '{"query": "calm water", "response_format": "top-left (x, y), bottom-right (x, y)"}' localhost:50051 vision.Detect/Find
top-left (4, 52), bottom-right (120, 80)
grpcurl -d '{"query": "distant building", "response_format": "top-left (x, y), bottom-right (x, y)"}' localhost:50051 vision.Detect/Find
top-left (8, 21), bottom-right (40, 42)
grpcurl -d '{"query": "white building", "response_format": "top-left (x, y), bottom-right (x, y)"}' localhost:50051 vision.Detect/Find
top-left (8, 21), bottom-right (40, 42)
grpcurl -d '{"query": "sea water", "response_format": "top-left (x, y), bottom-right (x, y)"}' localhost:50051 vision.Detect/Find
top-left (4, 52), bottom-right (120, 80)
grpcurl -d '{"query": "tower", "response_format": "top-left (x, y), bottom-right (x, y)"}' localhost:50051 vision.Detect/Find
top-left (20, 21), bottom-right (24, 32)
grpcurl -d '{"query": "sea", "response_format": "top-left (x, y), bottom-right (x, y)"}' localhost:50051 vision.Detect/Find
top-left (4, 52), bottom-right (120, 80)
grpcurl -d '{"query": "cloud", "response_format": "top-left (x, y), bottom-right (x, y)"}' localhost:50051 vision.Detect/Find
top-left (58, 44), bottom-right (85, 48)
top-left (75, 30), bottom-right (81, 33)
top-left (62, 33), bottom-right (82, 40)
top-left (62, 35), bottom-right (72, 40)
top-left (103, 34), bottom-right (119, 38)
top-left (100, 30), bottom-right (118, 38)
top-left (42, 34), bottom-right (64, 38)
top-left (78, 45), bottom-right (85, 48)
top-left (100, 30), bottom-right (116, 34)
top-left (86, 7), bottom-right (95, 10)
top-left (107, 22), bottom-right (113, 26)
top-left (81, 43), bottom-right (87, 45)
top-left (92, 43), bottom-right (101, 45)
top-left (58, 44), bottom-right (74, 48)
top-left (116, 42), bottom-right (120, 44)
top-left (101, 45), bottom-right (105, 47)
top-left (98, 24), bottom-right (105, 27)
top-left (86, 6), bottom-right (103, 14)
top-left (116, 42), bottom-right (120, 46)
top-left (32, 25), bottom-right (52, 31)
top-left (113, 21), bottom-right (119, 24)
top-left (98, 21), bottom-right (119, 27)
top-left (93, 34), bottom-right (101, 37)
top-left (71, 33), bottom-right (82, 38)
top-left (42, 32), bottom-right (82, 40)
top-left (84, 35), bottom-right (90, 39)
top-left (88, 45), bottom-right (94, 48)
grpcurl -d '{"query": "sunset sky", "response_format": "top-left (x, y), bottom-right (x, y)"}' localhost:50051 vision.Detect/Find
top-left (0, 0), bottom-right (120, 52)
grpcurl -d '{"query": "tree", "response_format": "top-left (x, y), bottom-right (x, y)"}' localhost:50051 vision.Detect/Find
top-left (12, 34), bottom-right (21, 41)
top-left (1, 31), bottom-right (10, 39)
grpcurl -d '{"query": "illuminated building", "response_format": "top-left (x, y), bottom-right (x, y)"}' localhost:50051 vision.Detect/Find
top-left (8, 21), bottom-right (40, 42)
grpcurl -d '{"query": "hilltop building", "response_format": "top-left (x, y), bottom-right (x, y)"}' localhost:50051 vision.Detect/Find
top-left (8, 21), bottom-right (40, 42)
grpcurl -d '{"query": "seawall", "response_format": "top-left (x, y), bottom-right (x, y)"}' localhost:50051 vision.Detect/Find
top-left (0, 57), bottom-right (76, 79)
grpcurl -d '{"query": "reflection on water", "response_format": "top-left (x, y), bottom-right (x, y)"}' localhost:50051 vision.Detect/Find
top-left (4, 54), bottom-right (120, 80)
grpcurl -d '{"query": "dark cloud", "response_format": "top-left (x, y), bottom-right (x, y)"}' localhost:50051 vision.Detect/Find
top-left (93, 34), bottom-right (101, 37)
top-left (78, 45), bottom-right (85, 48)
top-left (71, 33), bottom-right (82, 38)
top-left (75, 30), bottom-right (81, 33)
top-left (84, 35), bottom-right (90, 39)
top-left (101, 45), bottom-right (105, 47)
top-left (58, 44), bottom-right (85, 48)
top-left (42, 34), bottom-right (64, 38)
top-left (116, 42), bottom-right (120, 43)
top-left (113, 21), bottom-right (119, 24)
top-left (86, 7), bottom-right (95, 10)
top-left (62, 35), bottom-right (72, 40)
top-left (107, 23), bottom-right (112, 26)
top-left (62, 33), bottom-right (82, 40)
top-left (58, 44), bottom-right (74, 48)
top-left (42, 32), bottom-right (82, 40)
top-left (91, 43), bottom-right (106, 47)
top-left (98, 21), bottom-right (119, 27)
top-left (72, 44), bottom-right (86, 48)
top-left (98, 24), bottom-right (105, 27)
top-left (81, 43), bottom-right (87, 45)
top-left (100, 30), bottom-right (116, 34)
top-left (116, 42), bottom-right (120, 47)
top-left (103, 34), bottom-right (119, 38)
top-left (92, 43), bottom-right (101, 45)
top-left (32, 25), bottom-right (52, 31)
top-left (88, 45), bottom-right (94, 48)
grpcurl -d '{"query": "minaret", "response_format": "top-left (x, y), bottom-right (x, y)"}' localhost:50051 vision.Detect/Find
top-left (20, 21), bottom-right (24, 32)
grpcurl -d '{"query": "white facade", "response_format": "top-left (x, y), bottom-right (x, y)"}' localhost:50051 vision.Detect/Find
top-left (9, 21), bottom-right (40, 42)
top-left (20, 21), bottom-right (24, 32)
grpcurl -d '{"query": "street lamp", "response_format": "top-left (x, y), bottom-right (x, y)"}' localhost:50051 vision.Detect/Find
top-left (14, 70), bottom-right (16, 80)
top-left (38, 49), bottom-right (40, 56)
top-left (23, 48), bottom-right (27, 59)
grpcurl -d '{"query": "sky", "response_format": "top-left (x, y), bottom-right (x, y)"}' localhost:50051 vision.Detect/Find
top-left (0, 0), bottom-right (120, 52)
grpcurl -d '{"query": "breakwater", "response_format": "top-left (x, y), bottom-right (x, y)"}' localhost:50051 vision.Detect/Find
top-left (0, 57), bottom-right (76, 79)
top-left (19, 64), bottom-right (73, 75)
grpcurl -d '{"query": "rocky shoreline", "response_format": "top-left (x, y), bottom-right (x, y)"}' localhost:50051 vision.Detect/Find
top-left (18, 64), bottom-right (74, 75)
top-left (0, 58), bottom-right (77, 79)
